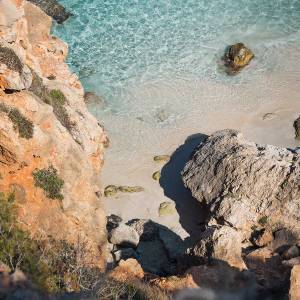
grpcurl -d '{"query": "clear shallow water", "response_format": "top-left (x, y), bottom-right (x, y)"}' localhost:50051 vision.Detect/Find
top-left (53, 0), bottom-right (300, 158)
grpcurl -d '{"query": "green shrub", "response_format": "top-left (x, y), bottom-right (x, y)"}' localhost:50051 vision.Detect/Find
top-left (32, 166), bottom-right (64, 200)
top-left (49, 89), bottom-right (66, 105)
top-left (0, 103), bottom-right (34, 139)
top-left (29, 72), bottom-right (74, 132)
top-left (258, 216), bottom-right (268, 226)
top-left (0, 193), bottom-right (46, 287)
top-left (0, 46), bottom-right (23, 73)
top-left (0, 192), bottom-right (99, 292)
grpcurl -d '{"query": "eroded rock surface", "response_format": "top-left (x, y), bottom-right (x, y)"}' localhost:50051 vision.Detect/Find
top-left (182, 129), bottom-right (300, 238)
top-left (0, 0), bottom-right (108, 268)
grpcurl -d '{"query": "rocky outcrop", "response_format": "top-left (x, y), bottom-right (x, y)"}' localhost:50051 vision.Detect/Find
top-left (182, 129), bottom-right (300, 294)
top-left (182, 129), bottom-right (300, 238)
top-left (223, 43), bottom-right (254, 74)
top-left (290, 265), bottom-right (300, 300)
top-left (0, 0), bottom-right (108, 268)
top-left (27, 0), bottom-right (72, 24)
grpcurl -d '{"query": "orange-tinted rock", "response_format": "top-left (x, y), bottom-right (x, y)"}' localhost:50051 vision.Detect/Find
top-left (0, 0), bottom-right (107, 268)
top-left (109, 259), bottom-right (144, 282)
top-left (150, 274), bottom-right (197, 292)
top-left (290, 265), bottom-right (300, 300)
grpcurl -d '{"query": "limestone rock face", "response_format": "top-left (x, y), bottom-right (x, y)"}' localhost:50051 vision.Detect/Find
top-left (193, 225), bottom-right (246, 270)
top-left (182, 129), bottom-right (300, 238)
top-left (0, 0), bottom-right (108, 268)
top-left (290, 265), bottom-right (300, 300)
top-left (223, 43), bottom-right (254, 74)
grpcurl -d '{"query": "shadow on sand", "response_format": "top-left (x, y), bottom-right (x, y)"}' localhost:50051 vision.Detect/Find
top-left (159, 133), bottom-right (209, 246)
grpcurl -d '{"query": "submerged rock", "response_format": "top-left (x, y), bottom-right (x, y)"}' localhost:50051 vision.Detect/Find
top-left (84, 91), bottom-right (106, 108)
top-left (223, 43), bottom-right (254, 74)
top-left (27, 0), bottom-right (72, 24)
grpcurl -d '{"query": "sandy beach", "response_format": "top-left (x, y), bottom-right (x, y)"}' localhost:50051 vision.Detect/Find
top-left (98, 67), bottom-right (300, 244)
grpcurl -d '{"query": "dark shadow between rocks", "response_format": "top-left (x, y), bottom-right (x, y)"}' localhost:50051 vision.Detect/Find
top-left (159, 133), bottom-right (209, 246)
top-left (126, 219), bottom-right (187, 276)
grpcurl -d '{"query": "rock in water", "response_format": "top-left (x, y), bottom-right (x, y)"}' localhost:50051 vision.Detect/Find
top-left (223, 43), bottom-right (254, 74)
top-left (182, 129), bottom-right (300, 238)
top-left (84, 91), bottom-right (106, 108)
top-left (27, 0), bottom-right (72, 23)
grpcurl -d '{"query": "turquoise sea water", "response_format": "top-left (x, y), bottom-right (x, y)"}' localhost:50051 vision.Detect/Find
top-left (52, 0), bottom-right (300, 165)
top-left (53, 0), bottom-right (300, 115)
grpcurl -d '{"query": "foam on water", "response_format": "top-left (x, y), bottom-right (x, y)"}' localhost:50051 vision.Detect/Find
top-left (53, 0), bottom-right (300, 161)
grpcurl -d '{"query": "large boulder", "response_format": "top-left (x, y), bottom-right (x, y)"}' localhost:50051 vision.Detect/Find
top-left (193, 225), bottom-right (246, 270)
top-left (182, 129), bottom-right (300, 239)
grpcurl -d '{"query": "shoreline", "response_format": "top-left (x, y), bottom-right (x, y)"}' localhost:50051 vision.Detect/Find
top-left (100, 71), bottom-right (300, 240)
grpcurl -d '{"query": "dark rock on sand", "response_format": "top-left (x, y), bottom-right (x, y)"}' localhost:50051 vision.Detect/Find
top-left (293, 115), bottom-right (300, 140)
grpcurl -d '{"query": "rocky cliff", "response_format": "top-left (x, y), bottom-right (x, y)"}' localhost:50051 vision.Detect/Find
top-left (182, 129), bottom-right (300, 237)
top-left (0, 0), bottom-right (108, 268)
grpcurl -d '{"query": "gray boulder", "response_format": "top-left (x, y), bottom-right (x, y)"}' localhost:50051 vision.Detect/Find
top-left (108, 224), bottom-right (139, 248)
top-left (182, 129), bottom-right (300, 238)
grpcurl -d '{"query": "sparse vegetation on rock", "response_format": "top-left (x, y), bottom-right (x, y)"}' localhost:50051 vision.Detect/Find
top-left (32, 166), bottom-right (64, 200)
top-left (0, 46), bottom-right (23, 73)
top-left (0, 103), bottom-right (34, 139)
top-left (29, 72), bottom-right (74, 133)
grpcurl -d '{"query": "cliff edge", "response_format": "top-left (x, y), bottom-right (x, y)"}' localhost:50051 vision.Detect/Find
top-left (0, 0), bottom-right (108, 268)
